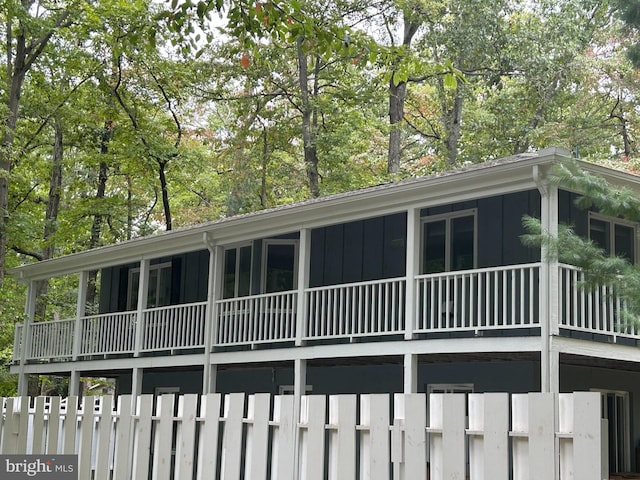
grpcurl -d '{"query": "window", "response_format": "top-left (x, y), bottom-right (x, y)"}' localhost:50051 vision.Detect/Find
top-left (589, 213), bottom-right (636, 262)
top-left (127, 262), bottom-right (172, 310)
top-left (421, 210), bottom-right (476, 274)
top-left (262, 240), bottom-right (298, 293)
top-left (222, 245), bottom-right (253, 299)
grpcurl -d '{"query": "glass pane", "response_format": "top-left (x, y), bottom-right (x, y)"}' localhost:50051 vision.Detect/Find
top-left (147, 269), bottom-right (159, 307)
top-left (590, 218), bottom-right (610, 253)
top-left (451, 216), bottom-right (474, 271)
top-left (223, 249), bottom-right (237, 299)
top-left (265, 244), bottom-right (296, 293)
top-left (156, 266), bottom-right (172, 307)
top-left (238, 246), bottom-right (252, 297)
top-left (128, 270), bottom-right (140, 310)
top-left (615, 224), bottom-right (634, 261)
top-left (423, 220), bottom-right (446, 273)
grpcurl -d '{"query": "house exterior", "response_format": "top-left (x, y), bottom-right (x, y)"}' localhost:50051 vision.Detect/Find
top-left (9, 147), bottom-right (640, 473)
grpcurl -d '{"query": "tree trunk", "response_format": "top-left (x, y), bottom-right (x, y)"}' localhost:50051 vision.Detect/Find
top-left (0, 62), bottom-right (27, 289)
top-left (387, 11), bottom-right (421, 174)
top-left (158, 160), bottom-right (172, 231)
top-left (1, 6), bottom-right (70, 287)
top-left (444, 88), bottom-right (464, 167)
top-left (297, 37), bottom-right (320, 198)
top-left (388, 80), bottom-right (407, 173)
top-left (86, 122), bottom-right (112, 307)
top-left (34, 115), bottom-right (64, 321)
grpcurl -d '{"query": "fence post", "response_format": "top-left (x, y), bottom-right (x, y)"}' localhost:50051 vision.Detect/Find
top-left (393, 393), bottom-right (427, 480)
top-left (328, 395), bottom-right (357, 480)
top-left (299, 395), bottom-right (326, 480)
top-left (360, 394), bottom-right (390, 480)
top-left (428, 394), bottom-right (466, 480)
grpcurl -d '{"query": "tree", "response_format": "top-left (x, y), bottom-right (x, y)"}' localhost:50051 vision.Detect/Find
top-left (522, 160), bottom-right (640, 324)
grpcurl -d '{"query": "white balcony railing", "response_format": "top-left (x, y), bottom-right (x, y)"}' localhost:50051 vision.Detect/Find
top-left (415, 263), bottom-right (541, 333)
top-left (28, 318), bottom-right (75, 361)
top-left (304, 278), bottom-right (406, 340)
top-left (14, 262), bottom-right (640, 365)
top-left (141, 302), bottom-right (207, 352)
top-left (216, 292), bottom-right (297, 346)
top-left (79, 311), bottom-right (137, 356)
top-left (559, 264), bottom-right (638, 339)
top-left (13, 324), bottom-right (23, 362)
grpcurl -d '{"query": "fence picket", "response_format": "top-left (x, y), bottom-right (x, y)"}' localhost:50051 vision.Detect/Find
top-left (0, 392), bottom-right (605, 480)
top-left (271, 395), bottom-right (295, 480)
top-left (245, 393), bottom-right (270, 480)
top-left (196, 394), bottom-right (221, 480)
top-left (220, 393), bottom-right (244, 479)
top-left (360, 394), bottom-right (390, 480)
top-left (113, 395), bottom-right (133, 480)
top-left (78, 396), bottom-right (96, 479)
top-left (31, 397), bottom-right (46, 454)
top-left (132, 395), bottom-right (153, 480)
top-left (299, 395), bottom-right (326, 480)
top-left (46, 396), bottom-right (61, 455)
top-left (175, 394), bottom-right (198, 480)
top-left (152, 395), bottom-right (175, 480)
top-left (62, 396), bottom-right (78, 454)
top-left (328, 395), bottom-right (357, 480)
top-left (95, 395), bottom-right (113, 480)
top-left (394, 393), bottom-right (426, 479)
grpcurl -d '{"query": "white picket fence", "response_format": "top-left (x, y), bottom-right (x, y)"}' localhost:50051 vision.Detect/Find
top-left (0, 392), bottom-right (606, 480)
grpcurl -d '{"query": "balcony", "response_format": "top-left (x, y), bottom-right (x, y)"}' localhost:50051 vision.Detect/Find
top-left (12, 263), bottom-right (636, 365)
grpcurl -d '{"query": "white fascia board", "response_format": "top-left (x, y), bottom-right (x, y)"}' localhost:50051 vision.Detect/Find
top-left (10, 336), bottom-right (542, 375)
top-left (553, 336), bottom-right (640, 363)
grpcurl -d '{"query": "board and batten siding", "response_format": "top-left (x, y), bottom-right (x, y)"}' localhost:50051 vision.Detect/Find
top-left (99, 250), bottom-right (209, 314)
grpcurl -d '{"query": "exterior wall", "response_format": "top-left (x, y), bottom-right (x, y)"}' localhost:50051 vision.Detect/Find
top-left (99, 250), bottom-right (209, 313)
top-left (561, 364), bottom-right (640, 471)
top-left (558, 189), bottom-right (589, 235)
top-left (310, 212), bottom-right (407, 287)
top-left (421, 189), bottom-right (541, 268)
top-left (418, 360), bottom-right (540, 393)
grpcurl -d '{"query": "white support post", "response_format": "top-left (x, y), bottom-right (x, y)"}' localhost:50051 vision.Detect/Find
top-left (535, 166), bottom-right (559, 394)
top-left (405, 207), bottom-right (421, 340)
top-left (207, 364), bottom-right (218, 394)
top-left (72, 271), bottom-right (88, 360)
top-left (295, 228), bottom-right (311, 347)
top-left (68, 370), bottom-right (81, 397)
top-left (17, 280), bottom-right (37, 396)
top-left (133, 259), bottom-right (150, 357)
top-left (131, 367), bottom-right (143, 411)
top-left (403, 353), bottom-right (418, 394)
top-left (202, 236), bottom-right (220, 394)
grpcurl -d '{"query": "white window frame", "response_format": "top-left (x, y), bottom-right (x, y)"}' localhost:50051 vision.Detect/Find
top-left (278, 384), bottom-right (313, 395)
top-left (420, 208), bottom-right (478, 273)
top-left (588, 212), bottom-right (638, 264)
top-left (222, 242), bottom-right (253, 299)
top-left (127, 261), bottom-right (172, 310)
top-left (591, 388), bottom-right (630, 473)
top-left (261, 239), bottom-right (299, 293)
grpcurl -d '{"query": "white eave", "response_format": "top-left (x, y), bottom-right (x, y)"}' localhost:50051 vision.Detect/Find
top-left (11, 147), bottom-right (640, 282)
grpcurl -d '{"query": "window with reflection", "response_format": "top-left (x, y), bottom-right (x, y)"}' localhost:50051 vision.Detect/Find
top-left (422, 210), bottom-right (476, 274)
top-left (589, 214), bottom-right (636, 263)
top-left (223, 245), bottom-right (252, 298)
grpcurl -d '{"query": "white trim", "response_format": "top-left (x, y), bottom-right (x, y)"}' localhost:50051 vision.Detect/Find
top-left (427, 383), bottom-right (474, 394)
top-left (588, 212), bottom-right (638, 263)
top-left (221, 243), bottom-right (253, 298)
top-left (591, 388), bottom-right (630, 472)
top-left (127, 261), bottom-right (172, 310)
top-left (420, 208), bottom-right (478, 273)
top-left (261, 239), bottom-right (299, 293)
